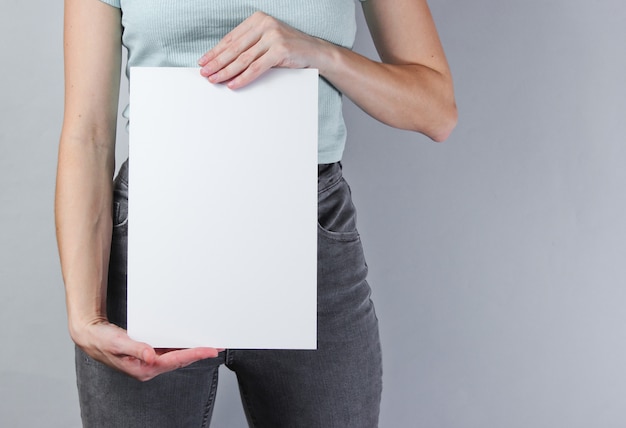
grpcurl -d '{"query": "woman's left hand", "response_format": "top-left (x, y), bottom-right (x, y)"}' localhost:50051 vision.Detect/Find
top-left (198, 2), bottom-right (457, 141)
top-left (198, 11), bottom-right (324, 89)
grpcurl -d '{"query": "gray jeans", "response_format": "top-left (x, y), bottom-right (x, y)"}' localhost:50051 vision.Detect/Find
top-left (76, 161), bottom-right (382, 427)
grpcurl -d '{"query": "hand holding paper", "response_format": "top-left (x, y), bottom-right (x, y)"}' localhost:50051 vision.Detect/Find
top-left (198, 11), bottom-right (326, 89)
top-left (73, 320), bottom-right (220, 382)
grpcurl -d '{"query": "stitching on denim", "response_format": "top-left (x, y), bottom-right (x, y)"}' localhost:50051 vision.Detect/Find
top-left (112, 216), bottom-right (129, 230)
top-left (117, 160), bottom-right (130, 187)
top-left (112, 222), bottom-right (128, 232)
top-left (317, 223), bottom-right (360, 242)
top-left (318, 173), bottom-right (344, 195)
top-left (201, 368), bottom-right (220, 428)
top-left (317, 177), bottom-right (360, 241)
top-left (225, 350), bottom-right (260, 428)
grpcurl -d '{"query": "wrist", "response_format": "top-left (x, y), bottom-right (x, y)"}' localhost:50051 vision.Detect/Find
top-left (311, 37), bottom-right (339, 77)
top-left (68, 312), bottom-right (108, 345)
top-left (314, 40), bottom-right (353, 88)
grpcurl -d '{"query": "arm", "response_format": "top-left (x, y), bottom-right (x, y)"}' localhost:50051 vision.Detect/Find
top-left (198, 0), bottom-right (457, 141)
top-left (57, 0), bottom-right (218, 381)
top-left (329, 0), bottom-right (457, 141)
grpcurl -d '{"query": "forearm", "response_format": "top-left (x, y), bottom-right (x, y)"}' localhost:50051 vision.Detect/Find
top-left (316, 43), bottom-right (457, 141)
top-left (59, 0), bottom-right (124, 340)
top-left (56, 0), bottom-right (222, 378)
top-left (55, 133), bottom-right (115, 340)
top-left (198, 5), bottom-right (457, 141)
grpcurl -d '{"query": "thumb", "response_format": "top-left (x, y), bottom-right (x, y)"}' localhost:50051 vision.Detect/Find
top-left (113, 332), bottom-right (156, 364)
top-left (140, 346), bottom-right (157, 364)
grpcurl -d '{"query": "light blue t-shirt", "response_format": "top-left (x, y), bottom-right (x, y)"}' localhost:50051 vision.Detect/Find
top-left (99, 0), bottom-right (365, 163)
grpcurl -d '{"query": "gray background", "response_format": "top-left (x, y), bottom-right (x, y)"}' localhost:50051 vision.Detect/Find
top-left (1, 1), bottom-right (625, 427)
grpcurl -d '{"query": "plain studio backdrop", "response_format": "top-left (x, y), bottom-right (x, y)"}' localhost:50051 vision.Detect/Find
top-left (1, 1), bottom-right (625, 427)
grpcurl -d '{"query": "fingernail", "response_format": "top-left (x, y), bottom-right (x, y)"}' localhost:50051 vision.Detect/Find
top-left (198, 55), bottom-right (206, 65)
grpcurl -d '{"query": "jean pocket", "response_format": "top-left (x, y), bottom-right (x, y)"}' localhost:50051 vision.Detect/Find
top-left (317, 177), bottom-right (360, 242)
top-left (317, 222), bottom-right (360, 242)
top-left (112, 197), bottom-right (128, 231)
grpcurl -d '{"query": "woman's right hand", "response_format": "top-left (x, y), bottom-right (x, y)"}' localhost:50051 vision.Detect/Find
top-left (73, 319), bottom-right (221, 382)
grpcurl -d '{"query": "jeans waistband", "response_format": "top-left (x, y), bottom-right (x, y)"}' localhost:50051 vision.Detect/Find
top-left (318, 162), bottom-right (342, 193)
top-left (116, 159), bottom-right (341, 192)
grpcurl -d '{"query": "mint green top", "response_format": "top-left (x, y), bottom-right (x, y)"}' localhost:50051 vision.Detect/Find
top-left (99, 0), bottom-right (366, 163)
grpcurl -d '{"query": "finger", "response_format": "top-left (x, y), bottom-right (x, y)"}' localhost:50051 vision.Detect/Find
top-left (167, 347), bottom-right (220, 362)
top-left (105, 348), bottom-right (214, 382)
top-left (199, 25), bottom-right (250, 65)
top-left (152, 348), bottom-right (220, 372)
top-left (226, 55), bottom-right (275, 89)
top-left (109, 335), bottom-right (157, 364)
top-left (198, 18), bottom-right (257, 68)
top-left (199, 31), bottom-right (250, 70)
top-left (132, 348), bottom-right (220, 381)
top-left (200, 31), bottom-right (265, 79)
top-left (198, 12), bottom-right (266, 66)
top-left (207, 43), bottom-right (270, 84)
top-left (112, 355), bottom-right (161, 381)
top-left (89, 322), bottom-right (157, 365)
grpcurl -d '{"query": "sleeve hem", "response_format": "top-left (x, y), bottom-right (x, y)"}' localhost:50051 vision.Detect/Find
top-left (98, 0), bottom-right (121, 8)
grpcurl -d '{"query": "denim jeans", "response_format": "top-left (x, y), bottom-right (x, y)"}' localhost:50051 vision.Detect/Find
top-left (76, 160), bottom-right (382, 427)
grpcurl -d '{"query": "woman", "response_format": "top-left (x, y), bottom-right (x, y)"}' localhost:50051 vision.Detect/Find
top-left (56, 0), bottom-right (457, 426)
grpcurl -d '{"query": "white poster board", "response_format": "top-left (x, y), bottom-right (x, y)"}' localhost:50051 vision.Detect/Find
top-left (127, 67), bottom-right (318, 349)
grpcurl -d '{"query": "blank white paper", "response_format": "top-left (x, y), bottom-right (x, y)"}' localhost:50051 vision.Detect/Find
top-left (127, 67), bottom-right (318, 349)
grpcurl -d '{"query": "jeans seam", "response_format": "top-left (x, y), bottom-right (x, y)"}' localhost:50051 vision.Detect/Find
top-left (201, 368), bottom-right (220, 428)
